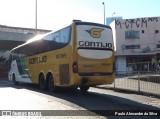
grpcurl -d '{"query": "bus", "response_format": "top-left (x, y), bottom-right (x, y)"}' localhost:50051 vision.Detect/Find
top-left (8, 21), bottom-right (114, 92)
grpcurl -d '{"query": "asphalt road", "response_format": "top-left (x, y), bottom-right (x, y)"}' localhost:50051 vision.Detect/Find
top-left (0, 78), bottom-right (159, 119)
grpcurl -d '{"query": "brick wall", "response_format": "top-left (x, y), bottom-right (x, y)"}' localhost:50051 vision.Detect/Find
top-left (0, 64), bottom-right (8, 78)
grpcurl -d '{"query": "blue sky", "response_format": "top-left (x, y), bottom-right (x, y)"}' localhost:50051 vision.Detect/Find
top-left (0, 0), bottom-right (159, 31)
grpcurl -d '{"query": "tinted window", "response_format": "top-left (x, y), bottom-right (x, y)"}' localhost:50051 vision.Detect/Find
top-left (11, 26), bottom-right (71, 58)
top-left (18, 45), bottom-right (28, 58)
top-left (27, 40), bottom-right (45, 56)
top-left (42, 26), bottom-right (71, 51)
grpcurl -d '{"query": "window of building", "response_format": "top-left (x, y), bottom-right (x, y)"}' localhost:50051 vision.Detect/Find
top-left (142, 30), bottom-right (144, 34)
top-left (157, 44), bottom-right (160, 48)
top-left (125, 45), bottom-right (140, 49)
top-left (125, 31), bottom-right (140, 39)
top-left (155, 30), bottom-right (159, 34)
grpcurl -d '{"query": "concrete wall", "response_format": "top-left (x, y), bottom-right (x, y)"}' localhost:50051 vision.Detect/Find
top-left (0, 32), bottom-right (34, 42)
top-left (115, 17), bottom-right (160, 55)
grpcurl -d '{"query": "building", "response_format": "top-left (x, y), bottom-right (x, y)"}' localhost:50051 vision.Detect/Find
top-left (110, 17), bottom-right (160, 73)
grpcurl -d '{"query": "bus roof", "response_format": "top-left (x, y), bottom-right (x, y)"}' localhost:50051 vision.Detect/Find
top-left (74, 21), bottom-right (111, 29)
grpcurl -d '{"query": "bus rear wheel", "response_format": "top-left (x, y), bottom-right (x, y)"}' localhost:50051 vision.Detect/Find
top-left (48, 75), bottom-right (56, 92)
top-left (39, 74), bottom-right (47, 90)
top-left (80, 86), bottom-right (90, 93)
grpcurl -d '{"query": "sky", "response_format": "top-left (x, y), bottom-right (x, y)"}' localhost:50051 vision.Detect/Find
top-left (0, 0), bottom-right (159, 31)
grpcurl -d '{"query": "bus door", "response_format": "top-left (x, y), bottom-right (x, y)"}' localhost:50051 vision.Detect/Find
top-left (76, 23), bottom-right (114, 76)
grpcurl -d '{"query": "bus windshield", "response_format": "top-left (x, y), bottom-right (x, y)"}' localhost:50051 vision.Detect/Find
top-left (76, 23), bottom-right (113, 59)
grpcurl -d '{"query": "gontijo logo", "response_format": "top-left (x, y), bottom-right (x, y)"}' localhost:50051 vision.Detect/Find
top-left (85, 28), bottom-right (104, 38)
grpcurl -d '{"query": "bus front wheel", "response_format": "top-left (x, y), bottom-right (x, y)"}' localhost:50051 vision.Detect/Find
top-left (48, 75), bottom-right (56, 92)
top-left (39, 74), bottom-right (47, 90)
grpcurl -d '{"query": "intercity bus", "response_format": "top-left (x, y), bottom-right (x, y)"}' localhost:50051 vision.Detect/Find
top-left (8, 21), bottom-right (114, 92)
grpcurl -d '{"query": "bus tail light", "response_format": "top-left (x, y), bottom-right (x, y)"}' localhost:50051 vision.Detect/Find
top-left (72, 61), bottom-right (78, 73)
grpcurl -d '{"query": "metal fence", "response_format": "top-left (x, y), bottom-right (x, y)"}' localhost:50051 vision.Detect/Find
top-left (126, 61), bottom-right (158, 72)
top-left (107, 71), bottom-right (160, 96)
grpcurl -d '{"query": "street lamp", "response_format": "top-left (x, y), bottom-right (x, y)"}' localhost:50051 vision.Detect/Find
top-left (102, 2), bottom-right (105, 25)
top-left (35, 0), bottom-right (37, 33)
top-left (112, 12), bottom-right (115, 21)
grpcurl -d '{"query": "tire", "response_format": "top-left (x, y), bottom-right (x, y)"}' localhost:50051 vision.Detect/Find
top-left (39, 74), bottom-right (47, 90)
top-left (12, 74), bottom-right (19, 85)
top-left (48, 75), bottom-right (56, 92)
top-left (80, 86), bottom-right (90, 93)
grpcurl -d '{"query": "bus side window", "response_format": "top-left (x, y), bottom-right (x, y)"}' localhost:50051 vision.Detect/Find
top-left (60, 26), bottom-right (71, 44)
top-left (36, 40), bottom-right (45, 54)
top-left (54, 32), bottom-right (61, 49)
top-left (43, 34), bottom-right (54, 51)
top-left (40, 26), bottom-right (71, 52)
top-left (27, 43), bottom-right (35, 56)
top-left (18, 46), bottom-right (27, 58)
top-left (43, 32), bottom-right (61, 50)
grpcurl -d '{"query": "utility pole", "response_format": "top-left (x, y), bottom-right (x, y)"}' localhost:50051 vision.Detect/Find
top-left (102, 2), bottom-right (105, 25)
top-left (35, 0), bottom-right (37, 34)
